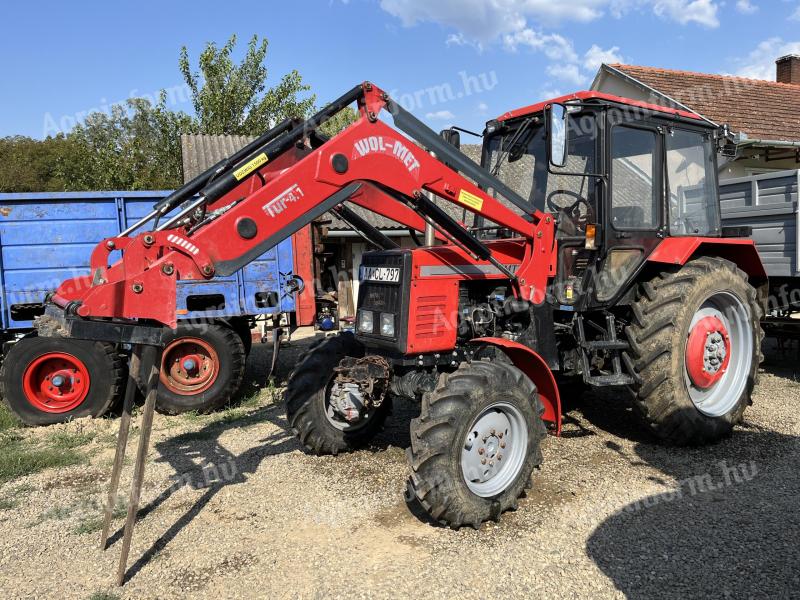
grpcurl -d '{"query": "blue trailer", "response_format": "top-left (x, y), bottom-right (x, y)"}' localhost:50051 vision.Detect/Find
top-left (0, 190), bottom-right (299, 424)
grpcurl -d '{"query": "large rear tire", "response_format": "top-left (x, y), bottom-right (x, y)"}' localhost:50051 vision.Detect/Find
top-left (286, 334), bottom-right (390, 455)
top-left (150, 322), bottom-right (246, 415)
top-left (0, 335), bottom-right (123, 426)
top-left (406, 360), bottom-right (546, 529)
top-left (625, 256), bottom-right (763, 445)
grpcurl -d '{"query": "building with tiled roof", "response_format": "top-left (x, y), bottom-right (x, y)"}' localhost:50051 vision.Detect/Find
top-left (592, 56), bottom-right (800, 179)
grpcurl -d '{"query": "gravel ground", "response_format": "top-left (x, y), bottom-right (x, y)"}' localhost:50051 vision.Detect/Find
top-left (0, 332), bottom-right (798, 599)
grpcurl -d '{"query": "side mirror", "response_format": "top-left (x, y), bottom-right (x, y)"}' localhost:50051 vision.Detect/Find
top-left (547, 103), bottom-right (569, 168)
top-left (439, 128), bottom-right (461, 150)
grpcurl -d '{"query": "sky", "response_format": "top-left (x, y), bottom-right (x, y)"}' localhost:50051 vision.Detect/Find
top-left (1, 0), bottom-right (799, 140)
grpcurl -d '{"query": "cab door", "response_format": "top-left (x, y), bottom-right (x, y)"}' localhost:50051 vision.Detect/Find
top-left (593, 115), bottom-right (664, 304)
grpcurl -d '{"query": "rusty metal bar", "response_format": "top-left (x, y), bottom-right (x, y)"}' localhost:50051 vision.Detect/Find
top-left (100, 348), bottom-right (142, 550)
top-left (115, 344), bottom-right (161, 586)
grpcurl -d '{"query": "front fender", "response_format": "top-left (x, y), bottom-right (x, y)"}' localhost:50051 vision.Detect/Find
top-left (472, 337), bottom-right (561, 435)
top-left (647, 237), bottom-right (767, 281)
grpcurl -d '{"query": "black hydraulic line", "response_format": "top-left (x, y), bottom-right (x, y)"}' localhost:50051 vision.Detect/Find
top-left (386, 99), bottom-right (533, 216)
top-left (331, 205), bottom-right (399, 250)
top-left (151, 117), bottom-right (302, 218)
top-left (201, 85), bottom-right (364, 205)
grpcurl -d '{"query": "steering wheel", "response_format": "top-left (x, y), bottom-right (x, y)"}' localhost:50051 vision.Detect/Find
top-left (546, 189), bottom-right (593, 226)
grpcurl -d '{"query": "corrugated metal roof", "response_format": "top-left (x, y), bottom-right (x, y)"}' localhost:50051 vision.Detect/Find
top-left (181, 134), bottom-right (256, 182)
top-left (179, 135), bottom-right (520, 232)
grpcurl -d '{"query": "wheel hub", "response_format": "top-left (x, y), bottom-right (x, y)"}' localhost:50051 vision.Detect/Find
top-left (461, 402), bottom-right (527, 497)
top-left (160, 338), bottom-right (219, 395)
top-left (23, 352), bottom-right (90, 413)
top-left (686, 315), bottom-right (731, 389)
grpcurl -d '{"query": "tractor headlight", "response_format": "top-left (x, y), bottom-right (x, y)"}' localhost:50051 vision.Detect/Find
top-left (357, 310), bottom-right (374, 334)
top-left (380, 313), bottom-right (395, 337)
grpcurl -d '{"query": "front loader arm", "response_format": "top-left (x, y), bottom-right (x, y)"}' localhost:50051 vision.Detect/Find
top-left (52, 82), bottom-right (555, 328)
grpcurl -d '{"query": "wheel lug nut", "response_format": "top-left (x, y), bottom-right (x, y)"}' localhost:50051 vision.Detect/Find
top-left (489, 461), bottom-right (494, 467)
top-left (500, 441), bottom-right (506, 448)
top-left (498, 432), bottom-right (503, 439)
top-left (497, 454), bottom-right (502, 461)
top-left (490, 429), bottom-right (496, 435)
top-left (478, 448), bottom-right (485, 455)
top-left (481, 458), bottom-right (487, 465)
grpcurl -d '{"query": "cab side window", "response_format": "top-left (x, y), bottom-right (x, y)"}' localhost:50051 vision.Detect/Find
top-left (610, 126), bottom-right (658, 230)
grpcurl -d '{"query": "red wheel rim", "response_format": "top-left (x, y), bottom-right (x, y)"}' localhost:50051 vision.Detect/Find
top-left (22, 352), bottom-right (91, 413)
top-left (160, 337), bottom-right (219, 396)
top-left (686, 315), bottom-right (731, 389)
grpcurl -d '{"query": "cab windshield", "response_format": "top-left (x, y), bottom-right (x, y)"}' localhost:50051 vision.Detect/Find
top-left (483, 112), bottom-right (598, 216)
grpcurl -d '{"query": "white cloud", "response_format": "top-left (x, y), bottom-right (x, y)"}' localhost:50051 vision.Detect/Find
top-left (792, 5), bottom-right (800, 21)
top-left (735, 0), bottom-right (757, 14)
top-left (730, 37), bottom-right (800, 80)
top-left (653, 0), bottom-right (720, 27)
top-left (379, 0), bottom-right (607, 42)
top-left (477, 101), bottom-right (489, 113)
top-left (425, 110), bottom-right (456, 120)
top-left (583, 44), bottom-right (625, 71)
top-left (546, 63), bottom-right (588, 85)
top-left (503, 29), bottom-right (578, 62)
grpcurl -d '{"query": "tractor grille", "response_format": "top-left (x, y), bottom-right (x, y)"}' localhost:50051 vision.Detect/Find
top-left (356, 250), bottom-right (411, 353)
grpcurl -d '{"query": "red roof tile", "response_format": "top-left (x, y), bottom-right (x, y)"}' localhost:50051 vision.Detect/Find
top-left (609, 64), bottom-right (800, 142)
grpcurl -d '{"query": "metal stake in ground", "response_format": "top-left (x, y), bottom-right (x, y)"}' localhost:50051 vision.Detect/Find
top-left (100, 348), bottom-right (142, 549)
top-left (115, 344), bottom-right (161, 587)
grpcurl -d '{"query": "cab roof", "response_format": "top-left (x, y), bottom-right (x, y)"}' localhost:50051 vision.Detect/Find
top-left (496, 91), bottom-right (704, 124)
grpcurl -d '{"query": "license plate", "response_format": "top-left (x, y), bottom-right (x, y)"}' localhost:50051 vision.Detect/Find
top-left (359, 266), bottom-right (401, 283)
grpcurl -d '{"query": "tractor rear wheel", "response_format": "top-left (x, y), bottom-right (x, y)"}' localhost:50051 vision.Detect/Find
top-left (406, 360), bottom-right (546, 529)
top-left (286, 334), bottom-right (390, 455)
top-left (149, 322), bottom-right (246, 415)
top-left (625, 256), bottom-right (763, 445)
top-left (0, 335), bottom-right (123, 426)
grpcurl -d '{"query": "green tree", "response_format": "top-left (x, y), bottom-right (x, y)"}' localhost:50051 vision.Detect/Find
top-left (0, 135), bottom-right (71, 192)
top-left (179, 34), bottom-right (316, 135)
top-left (319, 105), bottom-right (359, 138)
top-left (57, 94), bottom-right (195, 190)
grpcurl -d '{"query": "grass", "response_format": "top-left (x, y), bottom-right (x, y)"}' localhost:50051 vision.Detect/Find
top-left (0, 403), bottom-right (20, 433)
top-left (0, 432), bottom-right (86, 484)
top-left (72, 502), bottom-right (127, 535)
top-left (88, 592), bottom-right (120, 600)
top-left (48, 430), bottom-right (96, 450)
top-left (0, 483), bottom-right (32, 510)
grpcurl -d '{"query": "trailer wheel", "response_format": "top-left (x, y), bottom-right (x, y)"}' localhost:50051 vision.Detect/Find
top-left (286, 334), bottom-right (390, 455)
top-left (625, 256), bottom-right (763, 445)
top-left (0, 335), bottom-right (123, 426)
top-left (406, 361), bottom-right (546, 529)
top-left (150, 323), bottom-right (246, 415)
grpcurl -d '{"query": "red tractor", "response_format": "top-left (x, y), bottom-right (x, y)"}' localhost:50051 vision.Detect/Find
top-left (29, 83), bottom-right (765, 529)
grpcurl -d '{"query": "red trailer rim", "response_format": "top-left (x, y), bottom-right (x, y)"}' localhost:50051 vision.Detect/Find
top-left (22, 352), bottom-right (91, 413)
top-left (160, 337), bottom-right (219, 396)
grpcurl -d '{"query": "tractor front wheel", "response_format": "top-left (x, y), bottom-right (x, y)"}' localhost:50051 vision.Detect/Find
top-left (625, 256), bottom-right (763, 445)
top-left (286, 334), bottom-right (390, 455)
top-left (406, 360), bottom-right (546, 529)
top-left (0, 335), bottom-right (123, 426)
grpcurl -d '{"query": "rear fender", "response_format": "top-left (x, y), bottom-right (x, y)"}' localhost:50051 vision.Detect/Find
top-left (472, 337), bottom-right (561, 435)
top-left (647, 237), bottom-right (767, 281)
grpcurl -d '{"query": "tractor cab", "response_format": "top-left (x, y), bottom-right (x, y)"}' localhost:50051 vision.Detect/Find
top-left (479, 92), bottom-right (722, 309)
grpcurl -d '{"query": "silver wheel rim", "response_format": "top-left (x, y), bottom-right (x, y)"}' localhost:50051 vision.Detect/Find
top-left (461, 401), bottom-right (529, 498)
top-left (322, 380), bottom-right (375, 432)
top-left (684, 291), bottom-right (752, 417)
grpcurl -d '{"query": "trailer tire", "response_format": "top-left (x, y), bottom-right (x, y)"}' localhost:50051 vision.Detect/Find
top-left (150, 323), bottom-right (246, 415)
top-left (625, 256), bottom-right (763, 446)
top-left (0, 335), bottom-right (123, 426)
top-left (406, 361), bottom-right (546, 529)
top-left (286, 334), bottom-right (390, 455)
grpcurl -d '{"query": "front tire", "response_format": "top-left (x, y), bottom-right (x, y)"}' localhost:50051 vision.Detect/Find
top-left (0, 335), bottom-right (123, 426)
top-left (406, 361), bottom-right (546, 529)
top-left (625, 256), bottom-right (763, 445)
top-left (286, 334), bottom-right (390, 455)
top-left (151, 322), bottom-right (246, 415)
